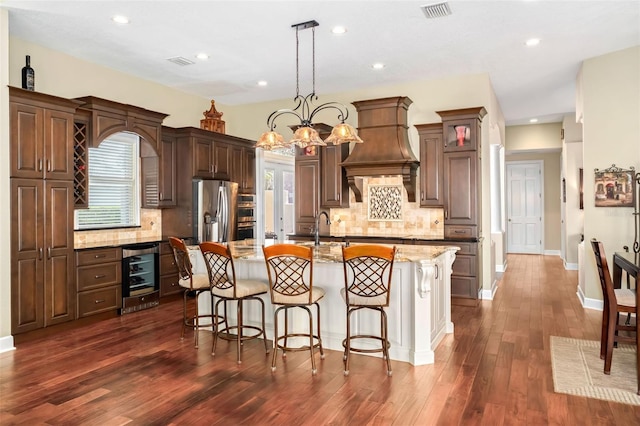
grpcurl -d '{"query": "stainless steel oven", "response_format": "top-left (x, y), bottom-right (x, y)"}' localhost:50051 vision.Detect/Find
top-left (236, 193), bottom-right (256, 240)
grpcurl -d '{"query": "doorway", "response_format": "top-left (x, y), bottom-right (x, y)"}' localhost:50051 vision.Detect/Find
top-left (506, 161), bottom-right (543, 254)
top-left (263, 152), bottom-right (295, 242)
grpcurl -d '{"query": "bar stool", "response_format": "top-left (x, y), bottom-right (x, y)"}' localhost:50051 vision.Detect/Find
top-left (263, 244), bottom-right (325, 375)
top-left (341, 244), bottom-right (396, 376)
top-left (200, 241), bottom-right (269, 364)
top-left (169, 237), bottom-right (224, 349)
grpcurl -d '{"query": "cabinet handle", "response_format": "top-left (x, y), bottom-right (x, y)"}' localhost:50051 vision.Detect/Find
top-left (159, 192), bottom-right (163, 201)
top-left (435, 264), bottom-right (439, 279)
top-left (94, 254), bottom-right (106, 259)
top-left (94, 274), bottom-right (106, 279)
top-left (209, 165), bottom-right (213, 173)
top-left (38, 159), bottom-right (43, 171)
top-left (445, 209), bottom-right (448, 220)
top-left (454, 230), bottom-right (466, 234)
top-left (421, 191), bottom-right (424, 201)
top-left (47, 160), bottom-right (51, 172)
top-left (47, 247), bottom-right (51, 259)
top-left (38, 247), bottom-right (43, 260)
top-left (94, 299), bottom-right (105, 304)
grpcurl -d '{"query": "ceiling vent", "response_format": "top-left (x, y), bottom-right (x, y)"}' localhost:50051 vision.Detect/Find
top-left (166, 56), bottom-right (195, 66)
top-left (421, 2), bottom-right (452, 19)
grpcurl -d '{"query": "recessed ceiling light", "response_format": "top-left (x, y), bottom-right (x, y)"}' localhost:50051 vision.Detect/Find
top-left (112, 15), bottom-right (130, 24)
top-left (257, 80), bottom-right (268, 87)
top-left (196, 53), bottom-right (209, 60)
top-left (529, 118), bottom-right (539, 123)
top-left (332, 26), bottom-right (347, 35)
top-left (525, 38), bottom-right (540, 47)
top-left (372, 63), bottom-right (385, 70)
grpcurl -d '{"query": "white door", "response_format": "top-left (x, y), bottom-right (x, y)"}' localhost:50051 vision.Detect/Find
top-left (507, 161), bottom-right (543, 254)
top-left (263, 153), bottom-right (295, 242)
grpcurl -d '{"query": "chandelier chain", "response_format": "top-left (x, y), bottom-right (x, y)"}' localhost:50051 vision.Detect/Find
top-left (295, 26), bottom-right (300, 98)
top-left (312, 26), bottom-right (316, 95)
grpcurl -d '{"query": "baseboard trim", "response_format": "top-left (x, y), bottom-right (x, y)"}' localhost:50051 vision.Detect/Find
top-left (577, 286), bottom-right (603, 311)
top-left (0, 335), bottom-right (16, 354)
top-left (564, 261), bottom-right (578, 271)
top-left (481, 281), bottom-right (498, 301)
top-left (496, 259), bottom-right (508, 273)
top-left (544, 250), bottom-right (561, 256)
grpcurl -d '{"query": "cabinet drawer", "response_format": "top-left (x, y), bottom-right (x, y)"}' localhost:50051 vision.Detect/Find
top-left (444, 225), bottom-right (477, 239)
top-left (77, 263), bottom-right (121, 291)
top-left (76, 247), bottom-right (122, 266)
top-left (452, 254), bottom-right (476, 277)
top-left (77, 286), bottom-right (121, 318)
top-left (451, 242), bottom-right (476, 255)
top-left (450, 275), bottom-right (479, 300)
top-left (160, 252), bottom-right (177, 275)
top-left (160, 274), bottom-right (182, 297)
top-left (296, 222), bottom-right (315, 236)
top-left (160, 242), bottom-right (173, 255)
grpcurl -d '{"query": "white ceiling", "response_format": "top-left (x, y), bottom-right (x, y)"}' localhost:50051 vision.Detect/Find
top-left (2, 0), bottom-right (639, 125)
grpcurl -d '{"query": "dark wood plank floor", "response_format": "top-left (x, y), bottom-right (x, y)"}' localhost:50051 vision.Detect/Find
top-left (2, 254), bottom-right (639, 425)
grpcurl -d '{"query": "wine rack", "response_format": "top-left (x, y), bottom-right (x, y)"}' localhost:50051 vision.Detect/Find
top-left (74, 120), bottom-right (88, 208)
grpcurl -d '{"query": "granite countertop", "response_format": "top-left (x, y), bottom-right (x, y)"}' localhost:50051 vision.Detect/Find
top-left (191, 240), bottom-right (459, 263)
top-left (74, 235), bottom-right (194, 250)
top-left (287, 233), bottom-right (481, 243)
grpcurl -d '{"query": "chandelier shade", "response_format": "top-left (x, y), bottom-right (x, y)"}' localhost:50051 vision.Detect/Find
top-left (256, 20), bottom-right (362, 150)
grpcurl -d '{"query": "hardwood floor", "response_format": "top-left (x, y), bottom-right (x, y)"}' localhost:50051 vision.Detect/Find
top-left (1, 254), bottom-right (639, 425)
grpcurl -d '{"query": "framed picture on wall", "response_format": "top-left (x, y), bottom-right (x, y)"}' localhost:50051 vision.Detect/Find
top-left (594, 165), bottom-right (635, 207)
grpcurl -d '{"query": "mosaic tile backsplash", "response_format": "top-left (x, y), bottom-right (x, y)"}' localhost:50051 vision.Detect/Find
top-left (330, 176), bottom-right (444, 238)
top-left (73, 209), bottom-right (163, 246)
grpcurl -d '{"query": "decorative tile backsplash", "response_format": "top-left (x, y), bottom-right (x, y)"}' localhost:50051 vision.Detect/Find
top-left (330, 176), bottom-right (444, 238)
top-left (368, 185), bottom-right (403, 221)
top-left (73, 209), bottom-right (163, 246)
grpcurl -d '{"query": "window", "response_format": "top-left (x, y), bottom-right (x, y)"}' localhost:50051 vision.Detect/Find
top-left (75, 132), bottom-right (141, 230)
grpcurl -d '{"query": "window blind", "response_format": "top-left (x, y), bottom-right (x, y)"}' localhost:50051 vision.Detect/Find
top-left (76, 132), bottom-right (140, 229)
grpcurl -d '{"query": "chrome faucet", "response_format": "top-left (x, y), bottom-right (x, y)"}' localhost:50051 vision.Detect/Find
top-left (314, 211), bottom-right (331, 246)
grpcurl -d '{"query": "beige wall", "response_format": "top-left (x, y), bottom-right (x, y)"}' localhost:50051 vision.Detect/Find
top-left (582, 46), bottom-right (640, 304)
top-left (9, 38), bottom-right (212, 128)
top-left (506, 123), bottom-right (563, 151)
top-left (504, 151), bottom-right (562, 252)
top-left (1, 10), bottom-right (12, 348)
top-left (562, 113), bottom-right (584, 266)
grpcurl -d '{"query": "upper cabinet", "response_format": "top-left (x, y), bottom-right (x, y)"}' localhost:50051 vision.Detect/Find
top-left (10, 87), bottom-right (80, 180)
top-left (320, 143), bottom-right (350, 208)
top-left (73, 96), bottom-right (167, 152)
top-left (213, 141), bottom-right (232, 181)
top-left (141, 126), bottom-right (177, 208)
top-left (231, 144), bottom-right (256, 194)
top-left (415, 123), bottom-right (444, 207)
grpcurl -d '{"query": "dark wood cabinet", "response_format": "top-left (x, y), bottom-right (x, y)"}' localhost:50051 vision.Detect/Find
top-left (10, 88), bottom-right (78, 180)
top-left (320, 144), bottom-right (349, 208)
top-left (159, 242), bottom-right (181, 297)
top-left (193, 135), bottom-right (215, 178)
top-left (437, 107), bottom-right (486, 239)
top-left (10, 89), bottom-right (79, 335)
top-left (213, 141), bottom-right (232, 181)
top-left (11, 179), bottom-right (75, 334)
top-left (75, 247), bottom-right (122, 317)
top-left (415, 123), bottom-right (444, 207)
top-left (295, 149), bottom-right (320, 236)
top-left (231, 144), bottom-right (257, 194)
top-left (141, 127), bottom-right (177, 208)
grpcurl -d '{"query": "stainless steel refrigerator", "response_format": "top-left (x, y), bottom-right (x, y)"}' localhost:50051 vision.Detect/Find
top-left (192, 179), bottom-right (238, 243)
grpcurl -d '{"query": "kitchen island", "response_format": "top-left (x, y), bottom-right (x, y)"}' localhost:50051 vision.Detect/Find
top-left (190, 240), bottom-right (458, 366)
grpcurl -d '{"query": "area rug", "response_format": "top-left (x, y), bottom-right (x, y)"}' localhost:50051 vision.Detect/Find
top-left (550, 336), bottom-right (640, 405)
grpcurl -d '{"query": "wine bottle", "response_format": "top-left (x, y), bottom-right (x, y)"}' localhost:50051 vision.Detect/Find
top-left (21, 55), bottom-right (35, 91)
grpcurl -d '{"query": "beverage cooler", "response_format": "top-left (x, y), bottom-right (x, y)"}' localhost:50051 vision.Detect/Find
top-left (121, 242), bottom-right (160, 314)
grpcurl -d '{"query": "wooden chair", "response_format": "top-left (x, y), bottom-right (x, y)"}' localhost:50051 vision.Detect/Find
top-left (262, 244), bottom-right (325, 375)
top-left (341, 244), bottom-right (396, 376)
top-left (169, 237), bottom-right (224, 349)
top-left (590, 239), bottom-right (637, 374)
top-left (200, 242), bottom-right (269, 364)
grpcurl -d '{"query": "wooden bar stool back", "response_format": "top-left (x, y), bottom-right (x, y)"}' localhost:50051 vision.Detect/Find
top-left (262, 244), bottom-right (325, 375)
top-left (200, 242), bottom-right (269, 364)
top-left (169, 237), bottom-right (222, 349)
top-left (341, 244), bottom-right (396, 376)
top-left (590, 239), bottom-right (637, 374)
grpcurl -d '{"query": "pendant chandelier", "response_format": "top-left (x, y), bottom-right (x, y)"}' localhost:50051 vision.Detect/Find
top-left (256, 20), bottom-right (363, 151)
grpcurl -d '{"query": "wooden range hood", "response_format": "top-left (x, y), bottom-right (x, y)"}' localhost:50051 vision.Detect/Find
top-left (341, 96), bottom-right (419, 202)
